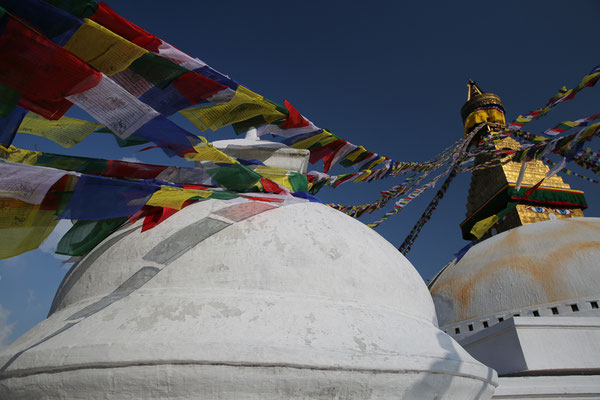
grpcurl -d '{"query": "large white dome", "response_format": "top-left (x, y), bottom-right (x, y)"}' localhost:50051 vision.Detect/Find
top-left (431, 217), bottom-right (600, 333)
top-left (0, 199), bottom-right (496, 399)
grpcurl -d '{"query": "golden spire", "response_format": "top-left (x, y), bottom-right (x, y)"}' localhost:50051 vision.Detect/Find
top-left (466, 79), bottom-right (483, 101)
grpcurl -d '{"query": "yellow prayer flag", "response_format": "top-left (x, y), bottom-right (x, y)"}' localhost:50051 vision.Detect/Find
top-left (17, 114), bottom-right (102, 148)
top-left (291, 131), bottom-right (333, 150)
top-left (580, 122), bottom-right (600, 140)
top-left (180, 86), bottom-right (286, 131)
top-left (353, 170), bottom-right (372, 182)
top-left (365, 156), bottom-right (387, 170)
top-left (0, 197), bottom-right (58, 259)
top-left (254, 165), bottom-right (293, 190)
top-left (64, 19), bottom-right (148, 76)
top-left (345, 146), bottom-right (367, 162)
top-left (146, 186), bottom-right (211, 210)
top-left (470, 214), bottom-right (499, 240)
top-left (0, 145), bottom-right (41, 165)
top-left (184, 138), bottom-right (238, 164)
top-left (580, 73), bottom-right (599, 87)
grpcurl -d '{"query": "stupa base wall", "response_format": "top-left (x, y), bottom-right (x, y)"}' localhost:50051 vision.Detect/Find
top-left (1, 362), bottom-right (496, 400)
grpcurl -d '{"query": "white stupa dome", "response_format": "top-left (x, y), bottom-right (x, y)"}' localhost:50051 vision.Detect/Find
top-left (0, 197), bottom-right (497, 398)
top-left (430, 217), bottom-right (600, 337)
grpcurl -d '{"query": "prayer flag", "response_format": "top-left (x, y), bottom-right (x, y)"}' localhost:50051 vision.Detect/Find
top-left (17, 113), bottom-right (102, 148)
top-left (56, 217), bottom-right (127, 256)
top-left (58, 174), bottom-right (159, 220)
top-left (180, 86), bottom-right (285, 131)
top-left (0, 16), bottom-right (101, 118)
top-left (146, 185), bottom-right (211, 210)
top-left (64, 18), bottom-right (148, 76)
top-left (0, 197), bottom-right (58, 259)
top-left (67, 74), bottom-right (159, 138)
top-left (0, 0), bottom-right (82, 45)
top-left (89, 1), bottom-right (161, 51)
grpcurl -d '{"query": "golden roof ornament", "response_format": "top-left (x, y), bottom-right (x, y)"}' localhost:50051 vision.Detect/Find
top-left (460, 80), bottom-right (505, 123)
top-left (460, 80), bottom-right (506, 135)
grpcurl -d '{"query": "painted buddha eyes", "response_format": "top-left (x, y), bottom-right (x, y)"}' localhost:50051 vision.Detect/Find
top-left (555, 209), bottom-right (572, 215)
top-left (527, 206), bottom-right (572, 215)
top-left (528, 206), bottom-right (547, 213)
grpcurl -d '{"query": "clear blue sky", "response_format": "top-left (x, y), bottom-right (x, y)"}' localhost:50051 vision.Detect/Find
top-left (1, 0), bottom-right (599, 346)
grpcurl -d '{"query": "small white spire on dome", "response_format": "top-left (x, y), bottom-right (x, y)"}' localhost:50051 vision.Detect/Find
top-left (244, 127), bottom-right (259, 141)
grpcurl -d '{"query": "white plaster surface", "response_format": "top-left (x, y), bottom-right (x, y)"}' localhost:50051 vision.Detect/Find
top-left (493, 375), bottom-right (600, 399)
top-left (460, 317), bottom-right (600, 375)
top-left (0, 200), bottom-right (497, 399)
top-left (430, 218), bottom-right (600, 327)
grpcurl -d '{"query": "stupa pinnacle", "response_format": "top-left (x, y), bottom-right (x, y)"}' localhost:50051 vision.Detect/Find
top-left (459, 82), bottom-right (586, 241)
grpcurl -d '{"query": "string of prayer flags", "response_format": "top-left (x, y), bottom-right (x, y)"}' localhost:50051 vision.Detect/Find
top-left (508, 64), bottom-right (600, 131)
top-left (398, 168), bottom-right (459, 254)
top-left (397, 128), bottom-right (481, 253)
top-left (543, 157), bottom-right (599, 183)
top-left (513, 122), bottom-right (600, 164)
top-left (367, 170), bottom-right (447, 228)
top-left (544, 113), bottom-right (600, 136)
top-left (328, 136), bottom-right (468, 226)
top-left (0, 145), bottom-right (216, 185)
top-left (83, 2), bottom-right (234, 112)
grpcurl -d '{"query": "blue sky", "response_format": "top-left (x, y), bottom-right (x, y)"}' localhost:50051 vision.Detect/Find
top-left (1, 0), bottom-right (599, 346)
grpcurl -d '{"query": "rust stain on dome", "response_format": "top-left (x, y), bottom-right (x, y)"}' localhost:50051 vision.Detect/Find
top-left (431, 219), bottom-right (600, 322)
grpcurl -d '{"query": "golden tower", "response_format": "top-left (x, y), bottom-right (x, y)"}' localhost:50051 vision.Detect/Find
top-left (459, 81), bottom-right (586, 241)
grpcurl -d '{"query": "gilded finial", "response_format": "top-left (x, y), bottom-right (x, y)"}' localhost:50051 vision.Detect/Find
top-left (460, 81), bottom-right (505, 123)
top-left (466, 79), bottom-right (483, 101)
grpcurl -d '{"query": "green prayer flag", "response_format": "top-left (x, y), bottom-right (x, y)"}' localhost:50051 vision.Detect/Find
top-left (46, 0), bottom-right (98, 18)
top-left (56, 217), bottom-right (127, 256)
top-left (129, 53), bottom-right (188, 89)
top-left (0, 84), bottom-right (21, 118)
top-left (207, 163), bottom-right (261, 192)
top-left (288, 172), bottom-right (308, 193)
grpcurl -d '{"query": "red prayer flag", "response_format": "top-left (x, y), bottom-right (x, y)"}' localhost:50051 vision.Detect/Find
top-left (0, 18), bottom-right (101, 118)
top-left (101, 160), bottom-right (169, 180)
top-left (309, 139), bottom-right (346, 167)
top-left (17, 97), bottom-right (74, 120)
top-left (90, 2), bottom-right (162, 52)
top-left (172, 72), bottom-right (227, 105)
top-left (280, 100), bottom-right (309, 129)
top-left (142, 206), bottom-right (180, 232)
top-left (260, 177), bottom-right (285, 194)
